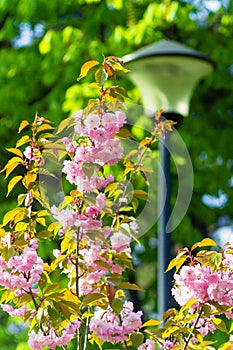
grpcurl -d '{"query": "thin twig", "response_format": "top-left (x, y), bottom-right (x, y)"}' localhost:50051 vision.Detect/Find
top-left (83, 311), bottom-right (90, 350)
top-left (182, 305), bottom-right (203, 350)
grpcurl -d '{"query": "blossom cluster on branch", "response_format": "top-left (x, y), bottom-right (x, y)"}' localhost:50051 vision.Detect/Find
top-left (0, 56), bottom-right (232, 350)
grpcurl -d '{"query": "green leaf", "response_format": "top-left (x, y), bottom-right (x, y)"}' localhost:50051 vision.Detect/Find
top-left (16, 342), bottom-right (31, 350)
top-left (212, 317), bottom-right (228, 333)
top-left (117, 128), bottom-right (136, 140)
top-left (112, 298), bottom-right (123, 315)
top-left (94, 259), bottom-right (111, 269)
top-left (77, 60), bottom-right (100, 81)
top-left (95, 67), bottom-right (108, 85)
top-left (130, 332), bottom-right (144, 347)
top-left (55, 116), bottom-right (75, 134)
top-left (83, 293), bottom-right (106, 307)
top-left (117, 282), bottom-right (143, 291)
top-left (209, 252), bottom-right (222, 270)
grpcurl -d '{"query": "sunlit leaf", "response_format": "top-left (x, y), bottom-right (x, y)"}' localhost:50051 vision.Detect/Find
top-left (23, 172), bottom-right (37, 190)
top-left (18, 120), bottom-right (30, 133)
top-left (7, 175), bottom-right (23, 196)
top-left (77, 60), bottom-right (100, 81)
top-left (16, 135), bottom-right (31, 148)
top-left (36, 124), bottom-right (54, 133)
top-left (6, 147), bottom-right (23, 158)
top-left (142, 319), bottom-right (162, 327)
top-left (162, 326), bottom-right (179, 338)
top-left (15, 222), bottom-right (28, 231)
top-left (191, 238), bottom-right (217, 251)
top-left (166, 256), bottom-right (187, 272)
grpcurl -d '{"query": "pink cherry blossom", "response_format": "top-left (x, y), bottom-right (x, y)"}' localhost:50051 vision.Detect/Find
top-left (1, 304), bottom-right (28, 317)
top-left (138, 339), bottom-right (155, 350)
top-left (90, 300), bottom-right (143, 343)
top-left (110, 231), bottom-right (131, 252)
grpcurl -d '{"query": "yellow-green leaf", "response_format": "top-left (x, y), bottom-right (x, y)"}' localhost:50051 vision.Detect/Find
top-left (16, 135), bottom-right (31, 148)
top-left (209, 252), bottom-right (222, 270)
top-left (15, 222), bottom-right (28, 232)
top-left (6, 148), bottom-right (23, 158)
top-left (37, 124), bottom-right (54, 133)
top-left (117, 128), bottom-right (136, 140)
top-left (166, 256), bottom-right (187, 272)
top-left (130, 332), bottom-right (144, 348)
top-left (212, 317), bottom-right (228, 333)
top-left (55, 116), bottom-right (75, 134)
top-left (191, 238), bottom-right (217, 251)
top-left (132, 190), bottom-right (148, 200)
top-left (82, 293), bottom-right (106, 307)
top-left (162, 326), bottom-right (179, 338)
top-left (23, 172), bottom-right (37, 189)
top-left (112, 298), bottom-right (124, 315)
top-left (1, 157), bottom-right (24, 177)
top-left (180, 299), bottom-right (198, 312)
top-left (7, 176), bottom-right (23, 197)
top-left (77, 60), bottom-right (100, 81)
top-left (95, 67), bottom-right (108, 85)
top-left (36, 217), bottom-right (47, 226)
top-left (117, 282), bottom-right (143, 291)
top-left (5, 162), bottom-right (22, 179)
top-left (2, 209), bottom-right (21, 226)
top-left (142, 319), bottom-right (162, 327)
top-left (18, 120), bottom-right (30, 133)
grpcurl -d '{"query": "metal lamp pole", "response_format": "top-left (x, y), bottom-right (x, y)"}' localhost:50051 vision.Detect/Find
top-left (123, 39), bottom-right (215, 319)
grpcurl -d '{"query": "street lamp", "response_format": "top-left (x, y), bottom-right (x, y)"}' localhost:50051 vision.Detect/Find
top-left (122, 39), bottom-right (215, 319)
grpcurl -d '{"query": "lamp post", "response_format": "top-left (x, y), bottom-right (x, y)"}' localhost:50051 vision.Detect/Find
top-left (123, 39), bottom-right (215, 319)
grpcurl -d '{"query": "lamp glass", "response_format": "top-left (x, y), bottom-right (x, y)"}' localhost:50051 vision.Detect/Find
top-left (125, 56), bottom-right (213, 116)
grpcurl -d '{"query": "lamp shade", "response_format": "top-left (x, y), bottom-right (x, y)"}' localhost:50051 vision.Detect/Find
top-left (123, 39), bottom-right (215, 116)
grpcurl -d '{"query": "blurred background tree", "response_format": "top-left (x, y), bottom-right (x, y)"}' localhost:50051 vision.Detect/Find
top-left (0, 0), bottom-right (232, 348)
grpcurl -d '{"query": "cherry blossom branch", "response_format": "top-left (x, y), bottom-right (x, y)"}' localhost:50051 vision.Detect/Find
top-left (182, 305), bottom-right (203, 350)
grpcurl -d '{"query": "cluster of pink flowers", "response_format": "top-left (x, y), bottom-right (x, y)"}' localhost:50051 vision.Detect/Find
top-left (51, 192), bottom-right (106, 232)
top-left (52, 229), bottom-right (132, 297)
top-left (62, 110), bottom-right (126, 192)
top-left (172, 264), bottom-right (233, 308)
top-left (0, 239), bottom-right (43, 294)
top-left (89, 301), bottom-right (143, 343)
top-left (1, 304), bottom-right (28, 317)
top-left (28, 320), bottom-right (81, 350)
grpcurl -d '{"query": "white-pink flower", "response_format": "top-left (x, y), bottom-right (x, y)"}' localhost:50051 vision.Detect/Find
top-left (110, 231), bottom-right (131, 251)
